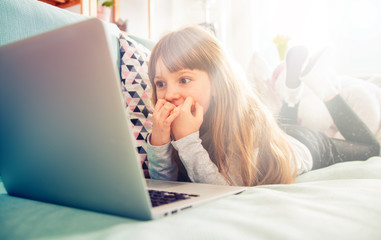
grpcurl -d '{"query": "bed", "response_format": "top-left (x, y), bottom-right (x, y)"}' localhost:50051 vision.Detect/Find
top-left (1, 157), bottom-right (381, 239)
top-left (1, 1), bottom-right (381, 239)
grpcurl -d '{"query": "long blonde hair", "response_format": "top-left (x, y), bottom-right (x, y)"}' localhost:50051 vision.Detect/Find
top-left (148, 26), bottom-right (296, 186)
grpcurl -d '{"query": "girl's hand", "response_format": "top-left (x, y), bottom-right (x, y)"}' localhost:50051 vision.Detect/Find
top-left (171, 96), bottom-right (204, 141)
top-left (150, 99), bottom-right (180, 146)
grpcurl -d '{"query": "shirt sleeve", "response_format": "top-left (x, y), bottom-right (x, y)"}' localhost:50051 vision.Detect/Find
top-left (171, 132), bottom-right (233, 185)
top-left (147, 134), bottom-right (178, 181)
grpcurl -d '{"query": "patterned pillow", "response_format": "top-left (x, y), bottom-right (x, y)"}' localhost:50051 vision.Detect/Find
top-left (119, 33), bottom-right (153, 171)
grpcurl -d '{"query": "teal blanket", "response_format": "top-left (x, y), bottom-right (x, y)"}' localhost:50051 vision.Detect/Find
top-left (1, 157), bottom-right (381, 240)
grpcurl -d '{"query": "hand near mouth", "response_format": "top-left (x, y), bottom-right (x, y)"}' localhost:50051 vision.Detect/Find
top-left (171, 96), bottom-right (204, 141)
top-left (150, 99), bottom-right (180, 146)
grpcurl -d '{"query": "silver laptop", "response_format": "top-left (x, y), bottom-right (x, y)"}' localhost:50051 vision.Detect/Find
top-left (0, 18), bottom-right (245, 220)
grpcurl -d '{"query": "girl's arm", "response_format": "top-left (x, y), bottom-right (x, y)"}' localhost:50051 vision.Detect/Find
top-left (172, 132), bottom-right (242, 186)
top-left (147, 135), bottom-right (179, 181)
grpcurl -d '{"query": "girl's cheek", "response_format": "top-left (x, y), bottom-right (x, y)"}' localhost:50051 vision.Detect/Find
top-left (156, 92), bottom-right (165, 100)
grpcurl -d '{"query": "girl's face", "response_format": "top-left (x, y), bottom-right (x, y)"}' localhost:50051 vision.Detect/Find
top-left (153, 58), bottom-right (213, 113)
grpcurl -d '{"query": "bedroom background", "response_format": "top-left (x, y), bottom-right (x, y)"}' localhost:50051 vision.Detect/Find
top-left (54, 0), bottom-right (381, 142)
top-left (66, 0), bottom-right (381, 78)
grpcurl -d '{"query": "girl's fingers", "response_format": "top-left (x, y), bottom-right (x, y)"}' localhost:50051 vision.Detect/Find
top-left (182, 96), bottom-right (194, 112)
top-left (154, 99), bottom-right (168, 113)
top-left (194, 102), bottom-right (204, 121)
top-left (154, 100), bottom-right (178, 125)
top-left (166, 107), bottom-right (180, 123)
top-left (159, 102), bottom-right (176, 118)
top-left (154, 100), bottom-right (174, 115)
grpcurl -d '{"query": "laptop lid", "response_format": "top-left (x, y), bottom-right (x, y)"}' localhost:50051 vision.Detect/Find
top-left (0, 18), bottom-right (154, 220)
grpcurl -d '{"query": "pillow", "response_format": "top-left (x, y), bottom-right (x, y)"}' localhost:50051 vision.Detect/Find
top-left (0, 0), bottom-right (121, 67)
top-left (119, 34), bottom-right (154, 172)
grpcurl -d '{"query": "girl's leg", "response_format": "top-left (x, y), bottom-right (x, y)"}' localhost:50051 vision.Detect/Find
top-left (277, 47), bottom-right (336, 169)
top-left (281, 120), bottom-right (379, 170)
top-left (300, 47), bottom-right (380, 164)
top-left (278, 102), bottom-right (299, 125)
top-left (324, 95), bottom-right (380, 161)
top-left (283, 46), bottom-right (308, 107)
top-left (278, 46), bottom-right (308, 125)
top-left (281, 46), bottom-right (380, 169)
top-left (280, 124), bottom-right (335, 169)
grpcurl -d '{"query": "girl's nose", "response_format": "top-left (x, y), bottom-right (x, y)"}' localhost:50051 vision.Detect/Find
top-left (164, 85), bottom-right (180, 102)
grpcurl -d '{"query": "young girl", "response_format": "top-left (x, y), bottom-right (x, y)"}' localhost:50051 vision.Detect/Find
top-left (146, 26), bottom-right (380, 186)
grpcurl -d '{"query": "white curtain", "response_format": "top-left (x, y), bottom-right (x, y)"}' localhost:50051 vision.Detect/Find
top-left (148, 0), bottom-right (381, 76)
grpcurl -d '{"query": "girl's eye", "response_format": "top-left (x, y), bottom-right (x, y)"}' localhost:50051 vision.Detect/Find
top-left (155, 81), bottom-right (166, 88)
top-left (180, 78), bottom-right (191, 84)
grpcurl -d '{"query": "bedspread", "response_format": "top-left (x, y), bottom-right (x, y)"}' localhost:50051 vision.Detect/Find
top-left (1, 157), bottom-right (381, 240)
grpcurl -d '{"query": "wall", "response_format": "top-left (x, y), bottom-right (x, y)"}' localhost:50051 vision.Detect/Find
top-left (119, 0), bottom-right (149, 38)
top-left (65, 0), bottom-right (381, 77)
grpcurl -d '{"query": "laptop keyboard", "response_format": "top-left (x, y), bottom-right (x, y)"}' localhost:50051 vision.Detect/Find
top-left (149, 189), bottom-right (200, 207)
